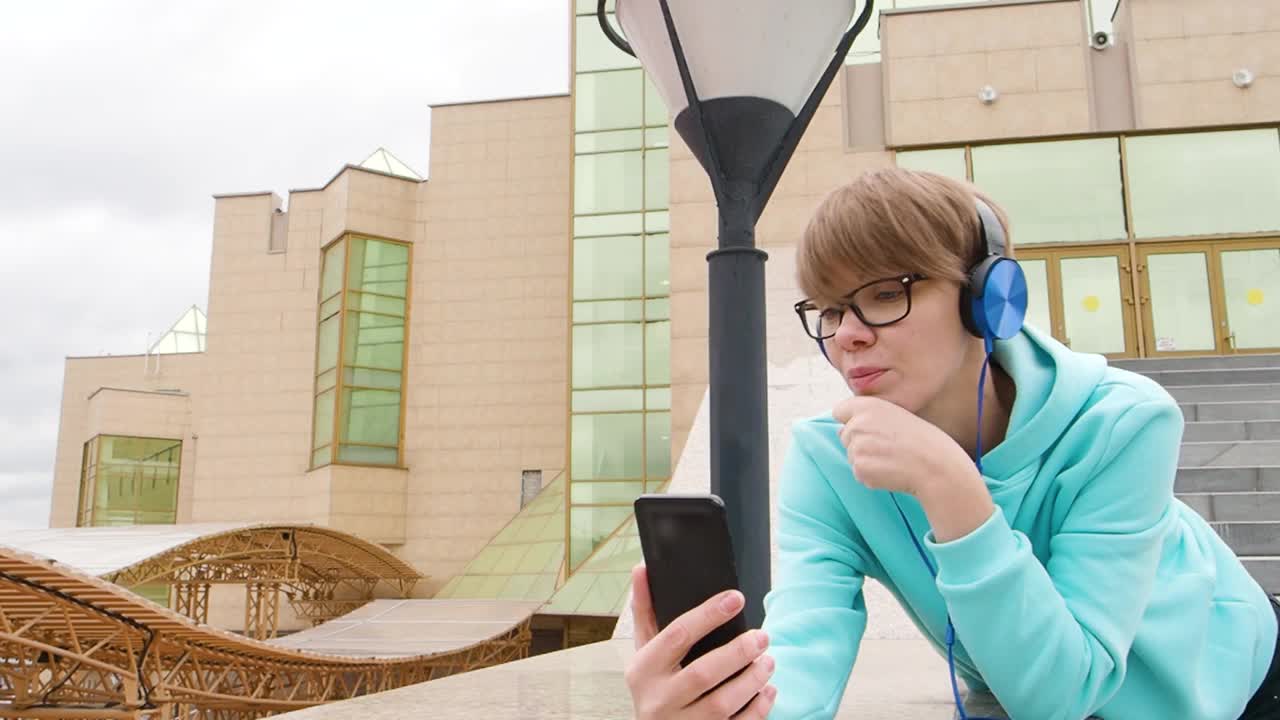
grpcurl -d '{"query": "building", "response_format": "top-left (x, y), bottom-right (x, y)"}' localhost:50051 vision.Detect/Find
top-left (45, 0), bottom-right (1280, 648)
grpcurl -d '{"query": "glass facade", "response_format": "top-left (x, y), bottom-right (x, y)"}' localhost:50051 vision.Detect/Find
top-left (571, 5), bottom-right (671, 573)
top-left (77, 435), bottom-right (181, 527)
top-left (312, 235), bottom-right (410, 468)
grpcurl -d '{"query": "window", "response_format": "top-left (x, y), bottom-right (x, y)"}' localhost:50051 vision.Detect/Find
top-left (971, 138), bottom-right (1127, 245)
top-left (77, 435), bottom-right (181, 527)
top-left (312, 235), bottom-right (410, 468)
top-left (895, 148), bottom-right (967, 180)
top-left (1126, 129), bottom-right (1280, 239)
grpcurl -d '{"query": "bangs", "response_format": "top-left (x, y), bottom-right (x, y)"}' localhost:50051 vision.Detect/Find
top-left (796, 168), bottom-right (1008, 304)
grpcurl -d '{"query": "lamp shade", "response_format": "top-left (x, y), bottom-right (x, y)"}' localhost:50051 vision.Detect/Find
top-left (616, 0), bottom-right (857, 183)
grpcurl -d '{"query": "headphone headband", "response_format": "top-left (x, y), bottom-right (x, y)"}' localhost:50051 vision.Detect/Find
top-left (974, 198), bottom-right (1007, 259)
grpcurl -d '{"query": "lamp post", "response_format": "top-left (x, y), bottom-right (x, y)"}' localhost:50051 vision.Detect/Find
top-left (599, 0), bottom-right (876, 629)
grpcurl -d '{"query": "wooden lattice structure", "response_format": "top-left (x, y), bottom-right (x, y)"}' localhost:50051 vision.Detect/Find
top-left (0, 545), bottom-right (535, 719)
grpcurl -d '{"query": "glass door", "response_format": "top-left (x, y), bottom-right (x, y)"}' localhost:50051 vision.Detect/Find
top-left (1217, 240), bottom-right (1280, 353)
top-left (1138, 239), bottom-right (1280, 356)
top-left (1017, 245), bottom-right (1138, 359)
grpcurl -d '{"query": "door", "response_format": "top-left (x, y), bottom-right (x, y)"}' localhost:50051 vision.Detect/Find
top-left (1138, 239), bottom-right (1280, 356)
top-left (1017, 245), bottom-right (1139, 359)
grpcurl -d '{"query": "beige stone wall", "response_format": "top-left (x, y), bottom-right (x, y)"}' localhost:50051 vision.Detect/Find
top-left (667, 74), bottom-right (894, 462)
top-left (49, 353), bottom-right (205, 527)
top-left (405, 96), bottom-right (571, 594)
top-left (882, 0), bottom-right (1091, 146)
top-left (1125, 0), bottom-right (1280, 128)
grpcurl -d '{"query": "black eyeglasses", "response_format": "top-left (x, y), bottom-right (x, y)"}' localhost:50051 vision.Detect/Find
top-left (794, 273), bottom-right (927, 341)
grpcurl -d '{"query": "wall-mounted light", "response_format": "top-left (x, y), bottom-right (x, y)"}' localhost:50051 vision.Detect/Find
top-left (978, 85), bottom-right (999, 105)
top-left (1233, 68), bottom-right (1255, 89)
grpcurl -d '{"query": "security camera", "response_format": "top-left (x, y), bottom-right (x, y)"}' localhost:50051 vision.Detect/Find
top-left (1090, 30), bottom-right (1113, 50)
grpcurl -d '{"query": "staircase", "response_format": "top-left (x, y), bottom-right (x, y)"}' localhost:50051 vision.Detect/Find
top-left (1112, 353), bottom-right (1280, 592)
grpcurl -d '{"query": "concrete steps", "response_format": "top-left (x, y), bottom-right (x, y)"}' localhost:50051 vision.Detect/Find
top-left (1120, 354), bottom-right (1280, 592)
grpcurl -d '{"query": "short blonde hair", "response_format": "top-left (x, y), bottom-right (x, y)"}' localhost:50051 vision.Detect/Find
top-left (797, 167), bottom-right (1012, 302)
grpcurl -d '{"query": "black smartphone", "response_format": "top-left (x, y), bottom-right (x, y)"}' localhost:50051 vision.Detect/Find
top-left (634, 493), bottom-right (748, 668)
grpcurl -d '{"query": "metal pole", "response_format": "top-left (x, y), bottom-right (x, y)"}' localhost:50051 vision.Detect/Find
top-left (709, 180), bottom-right (770, 630)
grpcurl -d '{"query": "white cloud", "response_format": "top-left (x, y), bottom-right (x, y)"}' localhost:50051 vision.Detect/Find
top-left (0, 1), bottom-right (569, 529)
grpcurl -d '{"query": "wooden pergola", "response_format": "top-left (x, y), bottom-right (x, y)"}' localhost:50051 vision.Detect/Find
top-left (0, 526), bottom-right (540, 718)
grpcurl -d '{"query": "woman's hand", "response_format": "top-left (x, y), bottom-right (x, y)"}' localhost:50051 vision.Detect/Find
top-left (833, 395), bottom-right (994, 542)
top-left (624, 564), bottom-right (778, 719)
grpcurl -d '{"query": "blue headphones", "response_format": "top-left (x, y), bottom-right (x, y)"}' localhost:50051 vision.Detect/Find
top-left (960, 199), bottom-right (1028, 347)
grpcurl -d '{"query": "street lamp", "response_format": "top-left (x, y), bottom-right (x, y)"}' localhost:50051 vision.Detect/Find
top-left (599, 0), bottom-right (875, 629)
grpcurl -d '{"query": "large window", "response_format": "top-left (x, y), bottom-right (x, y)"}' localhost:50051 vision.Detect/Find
top-left (1126, 129), bottom-right (1280, 240)
top-left (312, 235), bottom-right (410, 468)
top-left (77, 435), bottom-right (181, 527)
top-left (570, 6), bottom-right (672, 573)
top-left (971, 138), bottom-right (1127, 245)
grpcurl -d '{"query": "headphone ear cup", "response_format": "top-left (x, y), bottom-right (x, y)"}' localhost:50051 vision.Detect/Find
top-left (968, 256), bottom-right (1027, 341)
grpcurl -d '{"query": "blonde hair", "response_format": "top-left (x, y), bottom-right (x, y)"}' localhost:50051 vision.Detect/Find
top-left (797, 167), bottom-right (1013, 302)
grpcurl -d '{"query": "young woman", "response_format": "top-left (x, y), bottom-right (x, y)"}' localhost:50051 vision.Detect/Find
top-left (624, 168), bottom-right (1280, 719)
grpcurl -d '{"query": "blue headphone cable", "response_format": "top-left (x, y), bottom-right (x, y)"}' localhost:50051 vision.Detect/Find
top-left (890, 338), bottom-right (997, 720)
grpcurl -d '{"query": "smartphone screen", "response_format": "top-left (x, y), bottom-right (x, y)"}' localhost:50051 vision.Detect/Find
top-left (634, 493), bottom-right (748, 668)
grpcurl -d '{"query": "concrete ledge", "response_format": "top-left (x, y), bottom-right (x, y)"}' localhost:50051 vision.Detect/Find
top-left (275, 637), bottom-right (976, 719)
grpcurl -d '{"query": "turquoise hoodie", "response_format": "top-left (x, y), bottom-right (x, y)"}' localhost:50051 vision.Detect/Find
top-left (762, 326), bottom-right (1276, 720)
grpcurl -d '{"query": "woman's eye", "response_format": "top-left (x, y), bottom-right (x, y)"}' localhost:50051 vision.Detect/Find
top-left (873, 290), bottom-right (904, 302)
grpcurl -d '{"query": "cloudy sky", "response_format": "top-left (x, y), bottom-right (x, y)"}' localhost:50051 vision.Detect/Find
top-left (0, 2), bottom-right (568, 529)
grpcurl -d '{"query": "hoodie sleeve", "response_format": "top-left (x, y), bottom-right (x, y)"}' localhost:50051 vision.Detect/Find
top-left (763, 429), bottom-right (878, 720)
top-left (923, 398), bottom-right (1184, 720)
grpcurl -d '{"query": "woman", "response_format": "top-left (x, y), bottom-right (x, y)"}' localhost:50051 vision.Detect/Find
top-left (623, 168), bottom-right (1279, 719)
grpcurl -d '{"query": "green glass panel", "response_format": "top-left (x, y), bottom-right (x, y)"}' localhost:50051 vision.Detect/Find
top-left (647, 480), bottom-right (669, 494)
top-left (321, 241), bottom-right (345, 299)
top-left (467, 545), bottom-right (504, 574)
top-left (572, 413), bottom-right (643, 479)
top-left (645, 149), bottom-right (670, 210)
top-left (344, 368), bottom-right (402, 390)
top-left (576, 129), bottom-right (644, 154)
top-left (436, 576), bottom-right (461, 597)
top-left (313, 390), bottom-right (335, 449)
top-left (575, 69), bottom-right (643, 132)
top-left (645, 234), bottom-right (670, 297)
top-left (581, 572), bottom-right (633, 614)
top-left (644, 211), bottom-right (669, 233)
top-left (342, 312), bottom-right (404, 370)
top-left (575, 151), bottom-right (644, 215)
top-left (575, 15), bottom-right (639, 72)
top-left (645, 297), bottom-right (670, 321)
top-left (1221, 248), bottom-right (1280, 350)
top-left (87, 436), bottom-right (181, 526)
top-left (645, 127), bottom-right (668, 149)
top-left (340, 389), bottom-right (400, 446)
top-left (1060, 256), bottom-right (1126, 356)
top-left (1126, 129), bottom-right (1280, 238)
top-left (569, 505), bottom-right (633, 569)
top-left (346, 291), bottom-right (405, 317)
top-left (490, 544), bottom-right (533, 575)
top-left (573, 324), bottom-right (643, 387)
top-left (528, 573), bottom-right (558, 600)
top-left (500, 574), bottom-right (538, 600)
top-left (312, 446), bottom-right (332, 467)
top-left (574, 235), bottom-right (643, 300)
top-left (348, 237), bottom-right (409, 297)
top-left (645, 321), bottom-right (671, 385)
top-left (646, 387), bottom-right (671, 411)
top-left (517, 542), bottom-right (561, 574)
top-left (453, 576), bottom-right (485, 598)
top-left (896, 148), bottom-right (967, 180)
top-left (319, 294), bottom-right (342, 321)
top-left (571, 481), bottom-right (645, 505)
top-left (643, 74), bottom-right (666, 127)
top-left (316, 315), bottom-right (340, 373)
top-left (646, 412), bottom-right (672, 479)
top-left (573, 300), bottom-right (644, 323)
top-left (336, 444), bottom-right (398, 465)
top-left (572, 389), bottom-right (645, 413)
top-left (1147, 252), bottom-right (1216, 352)
top-left (316, 368), bottom-right (337, 393)
top-left (476, 575), bottom-right (506, 597)
top-left (971, 138), bottom-right (1126, 244)
top-left (575, 212), bottom-right (643, 237)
